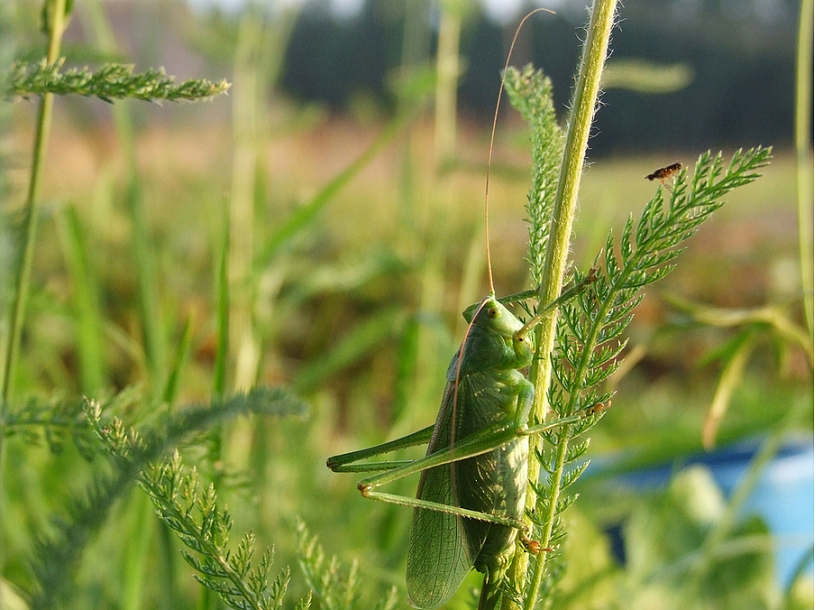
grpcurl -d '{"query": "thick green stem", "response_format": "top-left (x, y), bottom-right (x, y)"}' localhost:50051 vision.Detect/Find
top-left (531, 0), bottom-right (618, 415)
top-left (504, 2), bottom-right (619, 608)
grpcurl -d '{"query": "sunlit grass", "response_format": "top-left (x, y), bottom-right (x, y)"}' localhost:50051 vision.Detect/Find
top-left (10, 113), bottom-right (806, 405)
top-left (6, 96), bottom-right (810, 610)
top-left (16, 116), bottom-right (810, 486)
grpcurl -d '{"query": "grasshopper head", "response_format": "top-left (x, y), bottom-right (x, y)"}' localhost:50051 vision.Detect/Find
top-left (464, 296), bottom-right (535, 366)
top-left (463, 296), bottom-right (524, 337)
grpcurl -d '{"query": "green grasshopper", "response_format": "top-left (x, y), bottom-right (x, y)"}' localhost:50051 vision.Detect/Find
top-left (327, 8), bottom-right (595, 609)
top-left (326, 281), bottom-right (593, 609)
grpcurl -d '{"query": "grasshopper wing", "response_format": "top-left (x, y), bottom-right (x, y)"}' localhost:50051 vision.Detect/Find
top-left (406, 381), bottom-right (475, 609)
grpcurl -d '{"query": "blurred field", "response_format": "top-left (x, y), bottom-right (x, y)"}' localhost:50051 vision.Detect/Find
top-left (8, 101), bottom-right (810, 450)
top-left (5, 54), bottom-right (813, 609)
top-left (3, 1), bottom-right (813, 607)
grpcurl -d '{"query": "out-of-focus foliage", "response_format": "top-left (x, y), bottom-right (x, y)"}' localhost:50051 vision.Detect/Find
top-left (1, 0), bottom-right (810, 609)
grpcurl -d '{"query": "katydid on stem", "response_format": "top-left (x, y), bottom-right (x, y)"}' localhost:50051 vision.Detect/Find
top-left (326, 280), bottom-right (593, 609)
top-left (327, 9), bottom-right (599, 610)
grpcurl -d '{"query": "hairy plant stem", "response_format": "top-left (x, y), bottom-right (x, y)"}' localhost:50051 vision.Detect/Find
top-left (0, 0), bottom-right (68, 589)
top-left (505, 1), bottom-right (619, 608)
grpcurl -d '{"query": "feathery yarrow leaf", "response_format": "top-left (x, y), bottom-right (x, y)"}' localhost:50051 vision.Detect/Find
top-left (140, 450), bottom-right (293, 610)
top-left (524, 146), bottom-right (771, 606)
top-left (28, 386), bottom-right (306, 610)
top-left (548, 147), bottom-right (772, 423)
top-left (2, 394), bottom-right (96, 457)
top-left (504, 64), bottom-right (566, 285)
top-left (6, 59), bottom-right (230, 102)
top-left (560, 461), bottom-right (589, 490)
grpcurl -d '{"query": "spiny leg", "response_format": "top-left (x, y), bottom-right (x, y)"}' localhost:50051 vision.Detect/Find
top-left (351, 413), bottom-right (588, 527)
top-left (326, 424), bottom-right (435, 473)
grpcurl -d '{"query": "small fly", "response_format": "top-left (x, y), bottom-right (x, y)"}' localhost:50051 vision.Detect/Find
top-left (645, 162), bottom-right (683, 182)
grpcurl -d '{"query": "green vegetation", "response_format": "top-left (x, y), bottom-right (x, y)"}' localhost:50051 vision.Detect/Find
top-left (0, 1), bottom-right (811, 610)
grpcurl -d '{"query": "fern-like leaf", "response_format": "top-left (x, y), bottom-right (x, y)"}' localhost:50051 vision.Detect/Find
top-left (6, 59), bottom-right (230, 102)
top-left (524, 147), bottom-right (772, 606)
top-left (296, 519), bottom-right (397, 610)
top-left (504, 64), bottom-right (566, 286)
top-left (140, 451), bottom-right (293, 610)
top-left (2, 394), bottom-right (96, 457)
top-left (27, 386), bottom-right (307, 609)
top-left (296, 519), bottom-right (360, 610)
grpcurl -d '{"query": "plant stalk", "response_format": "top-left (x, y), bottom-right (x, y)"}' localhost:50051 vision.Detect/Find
top-left (229, 10), bottom-right (263, 392)
top-left (794, 0), bottom-right (813, 335)
top-left (0, 0), bottom-right (68, 596)
top-left (1, 0), bottom-right (67, 403)
top-left (506, 1), bottom-right (619, 608)
top-left (434, 0), bottom-right (462, 168)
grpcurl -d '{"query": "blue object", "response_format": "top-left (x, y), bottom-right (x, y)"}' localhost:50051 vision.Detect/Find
top-left (590, 435), bottom-right (814, 587)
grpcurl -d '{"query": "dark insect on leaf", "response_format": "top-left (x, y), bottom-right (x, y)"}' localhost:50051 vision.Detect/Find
top-left (646, 162), bottom-right (683, 181)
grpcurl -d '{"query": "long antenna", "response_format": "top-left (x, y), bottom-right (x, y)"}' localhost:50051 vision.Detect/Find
top-left (451, 8), bottom-right (555, 454)
top-left (484, 7), bottom-right (554, 296)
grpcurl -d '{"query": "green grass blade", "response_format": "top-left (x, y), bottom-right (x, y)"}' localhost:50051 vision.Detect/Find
top-left (163, 315), bottom-right (194, 406)
top-left (123, 180), bottom-right (167, 394)
top-left (122, 493), bottom-right (154, 610)
top-left (228, 10), bottom-right (265, 393)
top-left (255, 109), bottom-right (417, 268)
top-left (214, 203), bottom-right (230, 397)
top-left (56, 206), bottom-right (107, 393)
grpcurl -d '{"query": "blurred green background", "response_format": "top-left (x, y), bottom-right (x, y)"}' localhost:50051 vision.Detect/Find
top-left (2, 0), bottom-right (813, 609)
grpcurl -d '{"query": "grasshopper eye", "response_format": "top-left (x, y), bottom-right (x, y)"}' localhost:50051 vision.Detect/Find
top-left (487, 307), bottom-right (499, 318)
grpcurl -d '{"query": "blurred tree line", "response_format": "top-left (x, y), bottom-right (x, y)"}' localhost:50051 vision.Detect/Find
top-left (14, 0), bottom-right (807, 154)
top-left (280, 0), bottom-right (806, 154)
